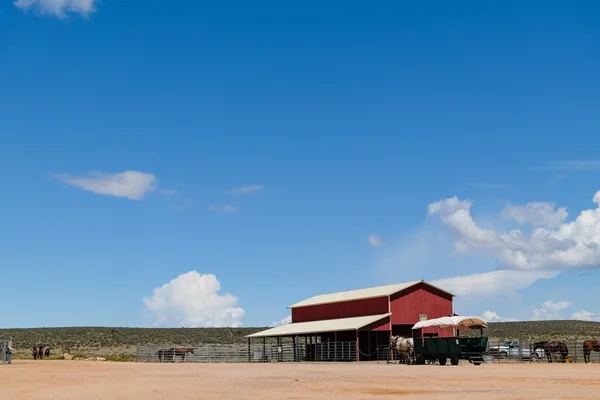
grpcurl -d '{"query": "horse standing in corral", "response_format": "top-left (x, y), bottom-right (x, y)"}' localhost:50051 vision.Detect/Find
top-left (533, 340), bottom-right (568, 363)
top-left (157, 347), bottom-right (195, 363)
top-left (583, 339), bottom-right (600, 363)
top-left (390, 335), bottom-right (414, 365)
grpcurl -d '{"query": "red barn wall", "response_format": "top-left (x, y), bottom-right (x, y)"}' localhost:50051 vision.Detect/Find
top-left (359, 316), bottom-right (391, 332)
top-left (390, 283), bottom-right (454, 337)
top-left (291, 296), bottom-right (389, 323)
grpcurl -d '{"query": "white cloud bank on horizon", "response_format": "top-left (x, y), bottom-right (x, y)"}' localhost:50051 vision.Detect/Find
top-left (271, 315), bottom-right (291, 327)
top-left (14, 0), bottom-right (96, 18)
top-left (143, 271), bottom-right (245, 328)
top-left (480, 310), bottom-right (519, 322)
top-left (531, 300), bottom-right (572, 320)
top-left (482, 300), bottom-right (599, 323)
top-left (58, 170), bottom-right (157, 200)
top-left (428, 190), bottom-right (600, 271)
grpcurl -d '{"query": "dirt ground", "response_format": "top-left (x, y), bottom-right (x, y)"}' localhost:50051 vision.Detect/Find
top-left (2, 360), bottom-right (599, 400)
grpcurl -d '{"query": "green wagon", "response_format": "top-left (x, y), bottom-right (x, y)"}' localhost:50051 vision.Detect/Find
top-left (411, 316), bottom-right (488, 366)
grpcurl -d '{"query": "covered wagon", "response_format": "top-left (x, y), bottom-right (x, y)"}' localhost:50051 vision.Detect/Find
top-left (411, 316), bottom-right (488, 366)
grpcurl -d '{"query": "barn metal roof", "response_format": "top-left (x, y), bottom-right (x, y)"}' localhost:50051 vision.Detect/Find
top-left (245, 313), bottom-right (391, 338)
top-left (287, 280), bottom-right (455, 308)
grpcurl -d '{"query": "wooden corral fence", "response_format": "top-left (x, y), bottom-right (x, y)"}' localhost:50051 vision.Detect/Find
top-left (379, 338), bottom-right (600, 364)
top-left (136, 341), bottom-right (357, 363)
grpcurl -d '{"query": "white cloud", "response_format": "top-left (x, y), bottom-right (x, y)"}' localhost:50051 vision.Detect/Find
top-left (502, 202), bottom-right (568, 228)
top-left (571, 310), bottom-right (599, 321)
top-left (209, 204), bottom-right (238, 214)
top-left (270, 315), bottom-right (291, 327)
top-left (431, 270), bottom-right (559, 297)
top-left (59, 170), bottom-right (157, 200)
top-left (14, 0), bottom-right (96, 18)
top-left (427, 190), bottom-right (600, 270)
top-left (227, 185), bottom-right (264, 195)
top-left (531, 300), bottom-right (572, 320)
top-left (481, 310), bottom-right (519, 322)
top-left (143, 271), bottom-right (245, 328)
top-left (368, 235), bottom-right (383, 247)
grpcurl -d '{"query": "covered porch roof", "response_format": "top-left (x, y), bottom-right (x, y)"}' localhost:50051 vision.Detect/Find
top-left (246, 313), bottom-right (391, 339)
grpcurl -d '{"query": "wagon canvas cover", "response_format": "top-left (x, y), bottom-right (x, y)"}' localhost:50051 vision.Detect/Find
top-left (411, 316), bottom-right (487, 330)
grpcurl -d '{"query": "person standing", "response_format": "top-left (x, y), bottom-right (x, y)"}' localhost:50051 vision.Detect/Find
top-left (4, 342), bottom-right (11, 364)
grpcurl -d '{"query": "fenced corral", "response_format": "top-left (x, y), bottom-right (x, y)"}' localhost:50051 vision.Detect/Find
top-left (380, 338), bottom-right (600, 364)
top-left (1, 340), bottom-right (10, 364)
top-left (136, 341), bottom-right (357, 363)
top-left (483, 339), bottom-right (600, 364)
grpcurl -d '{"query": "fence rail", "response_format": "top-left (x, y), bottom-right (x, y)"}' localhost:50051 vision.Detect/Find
top-left (136, 341), bottom-right (357, 363)
top-left (380, 338), bottom-right (600, 364)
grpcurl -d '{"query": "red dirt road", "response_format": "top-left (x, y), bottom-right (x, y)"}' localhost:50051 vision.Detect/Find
top-left (2, 360), bottom-right (599, 399)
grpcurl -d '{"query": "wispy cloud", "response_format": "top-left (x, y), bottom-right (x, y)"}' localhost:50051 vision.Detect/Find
top-left (469, 182), bottom-right (513, 189)
top-left (14, 0), bottom-right (97, 19)
top-left (367, 235), bottom-right (383, 247)
top-left (58, 170), bottom-right (157, 200)
top-left (528, 160), bottom-right (600, 171)
top-left (209, 204), bottom-right (238, 214)
top-left (226, 185), bottom-right (264, 195)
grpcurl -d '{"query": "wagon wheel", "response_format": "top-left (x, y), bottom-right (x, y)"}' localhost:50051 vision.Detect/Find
top-left (438, 358), bottom-right (447, 366)
top-left (416, 354), bottom-right (426, 365)
top-left (450, 355), bottom-right (459, 365)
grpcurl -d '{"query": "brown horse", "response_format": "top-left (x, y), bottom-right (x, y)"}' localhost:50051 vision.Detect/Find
top-left (38, 346), bottom-right (44, 360)
top-left (32, 346), bottom-right (38, 360)
top-left (533, 340), bottom-right (568, 363)
top-left (583, 340), bottom-right (600, 363)
top-left (157, 347), bottom-right (195, 363)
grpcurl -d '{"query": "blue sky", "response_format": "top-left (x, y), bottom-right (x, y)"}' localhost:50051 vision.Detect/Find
top-left (1, 0), bottom-right (600, 328)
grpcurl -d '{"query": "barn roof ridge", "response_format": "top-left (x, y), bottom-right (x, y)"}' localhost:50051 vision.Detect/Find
top-left (287, 279), bottom-right (455, 308)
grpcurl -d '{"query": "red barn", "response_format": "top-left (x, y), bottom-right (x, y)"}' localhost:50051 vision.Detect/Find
top-left (247, 280), bottom-right (455, 361)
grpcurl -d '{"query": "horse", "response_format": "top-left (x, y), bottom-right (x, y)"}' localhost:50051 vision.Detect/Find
top-left (533, 340), bottom-right (568, 363)
top-left (156, 347), bottom-right (195, 363)
top-left (38, 346), bottom-right (44, 360)
top-left (32, 346), bottom-right (38, 360)
top-left (583, 339), bottom-right (600, 363)
top-left (44, 346), bottom-right (50, 358)
top-left (390, 335), bottom-right (414, 364)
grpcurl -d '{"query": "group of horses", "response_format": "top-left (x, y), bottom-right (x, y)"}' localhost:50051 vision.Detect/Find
top-left (32, 345), bottom-right (50, 360)
top-left (528, 339), bottom-right (600, 364)
top-left (390, 336), bottom-right (600, 364)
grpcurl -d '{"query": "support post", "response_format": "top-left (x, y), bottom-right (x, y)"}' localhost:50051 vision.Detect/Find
top-left (247, 338), bottom-right (251, 362)
top-left (263, 337), bottom-right (266, 362)
top-left (334, 332), bottom-right (338, 362)
top-left (390, 329), bottom-right (394, 362)
top-left (355, 330), bottom-right (360, 362)
top-left (292, 336), bottom-right (297, 362)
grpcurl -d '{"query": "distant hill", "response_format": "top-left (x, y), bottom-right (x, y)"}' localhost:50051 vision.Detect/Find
top-left (2, 320), bottom-right (600, 350)
top-left (0, 327), bottom-right (267, 349)
top-left (463, 320), bottom-right (600, 341)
